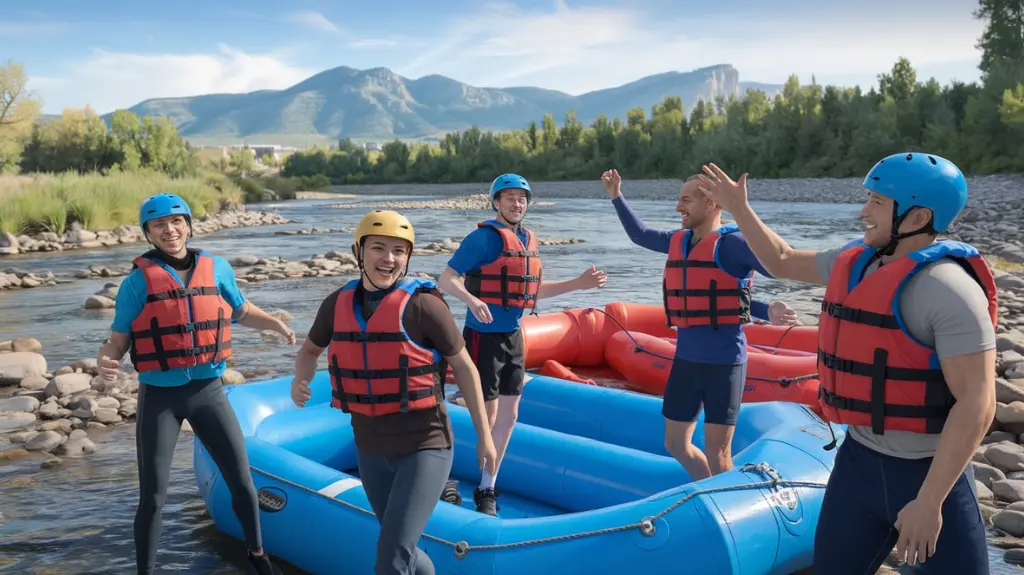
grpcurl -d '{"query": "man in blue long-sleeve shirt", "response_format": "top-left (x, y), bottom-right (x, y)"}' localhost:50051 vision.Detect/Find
top-left (601, 169), bottom-right (798, 480)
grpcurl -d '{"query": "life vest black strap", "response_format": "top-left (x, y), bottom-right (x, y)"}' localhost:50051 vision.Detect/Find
top-left (329, 361), bottom-right (442, 381)
top-left (132, 340), bottom-right (233, 369)
top-left (465, 265), bottom-right (541, 311)
top-left (665, 260), bottom-right (719, 269)
top-left (665, 288), bottom-right (747, 297)
top-left (819, 387), bottom-right (952, 435)
top-left (329, 354), bottom-right (444, 414)
top-left (817, 351), bottom-right (945, 382)
top-left (821, 301), bottom-right (901, 330)
top-left (819, 347), bottom-right (952, 435)
top-left (499, 249), bottom-right (538, 258)
top-left (331, 331), bottom-right (411, 343)
top-left (145, 286), bottom-right (221, 302)
top-left (463, 272), bottom-right (542, 283)
top-left (130, 317), bottom-right (230, 338)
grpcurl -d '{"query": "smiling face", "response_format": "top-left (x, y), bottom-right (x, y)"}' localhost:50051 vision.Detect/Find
top-left (144, 214), bottom-right (190, 256)
top-left (859, 191), bottom-right (936, 248)
top-left (359, 235), bottom-right (411, 289)
top-left (676, 178), bottom-right (717, 229)
top-left (494, 188), bottom-right (529, 225)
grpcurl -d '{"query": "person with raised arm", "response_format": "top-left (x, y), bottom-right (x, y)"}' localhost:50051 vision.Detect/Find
top-left (601, 169), bottom-right (800, 482)
top-left (697, 154), bottom-right (997, 574)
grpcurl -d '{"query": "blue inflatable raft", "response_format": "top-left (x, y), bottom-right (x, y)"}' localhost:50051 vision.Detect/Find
top-left (194, 372), bottom-right (845, 574)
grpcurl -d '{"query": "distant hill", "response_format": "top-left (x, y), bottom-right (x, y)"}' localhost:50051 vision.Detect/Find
top-left (97, 64), bottom-right (783, 146)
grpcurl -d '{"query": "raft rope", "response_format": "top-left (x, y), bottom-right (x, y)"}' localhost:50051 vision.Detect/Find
top-left (581, 307), bottom-right (819, 387)
top-left (247, 461), bottom-right (828, 559)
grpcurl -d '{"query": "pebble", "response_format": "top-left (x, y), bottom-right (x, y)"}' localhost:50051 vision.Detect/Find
top-left (0, 339), bottom-right (254, 467)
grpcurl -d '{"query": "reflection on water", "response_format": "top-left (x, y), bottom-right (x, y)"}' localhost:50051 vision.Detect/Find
top-left (0, 195), bottom-right (1013, 573)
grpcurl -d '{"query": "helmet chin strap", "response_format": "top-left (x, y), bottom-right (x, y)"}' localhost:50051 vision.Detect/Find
top-left (878, 201), bottom-right (935, 258)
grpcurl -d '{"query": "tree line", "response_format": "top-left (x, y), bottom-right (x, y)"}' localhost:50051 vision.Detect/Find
top-left (282, 0), bottom-right (1024, 184)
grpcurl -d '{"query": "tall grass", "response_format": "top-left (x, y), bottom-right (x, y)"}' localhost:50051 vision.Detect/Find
top-left (0, 171), bottom-right (243, 235)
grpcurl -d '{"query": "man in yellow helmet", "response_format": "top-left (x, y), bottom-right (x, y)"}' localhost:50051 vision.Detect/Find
top-left (290, 210), bottom-right (496, 575)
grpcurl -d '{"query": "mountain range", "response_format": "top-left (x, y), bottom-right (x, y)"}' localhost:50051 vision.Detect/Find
top-left (102, 64), bottom-right (783, 147)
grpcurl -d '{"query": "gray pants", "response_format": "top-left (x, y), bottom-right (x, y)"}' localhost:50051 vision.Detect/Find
top-left (134, 377), bottom-right (261, 574)
top-left (357, 447), bottom-right (455, 575)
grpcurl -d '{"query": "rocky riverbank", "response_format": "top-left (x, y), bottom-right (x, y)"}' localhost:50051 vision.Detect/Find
top-left (330, 173), bottom-right (1024, 204)
top-left (76, 236), bottom-right (586, 309)
top-left (0, 208), bottom-right (291, 257)
top-left (330, 193), bottom-right (557, 211)
top-left (0, 337), bottom-right (253, 467)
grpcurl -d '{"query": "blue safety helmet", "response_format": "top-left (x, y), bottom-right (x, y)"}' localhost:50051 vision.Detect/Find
top-left (139, 193), bottom-right (193, 230)
top-left (862, 152), bottom-right (967, 233)
top-left (489, 173), bottom-right (531, 211)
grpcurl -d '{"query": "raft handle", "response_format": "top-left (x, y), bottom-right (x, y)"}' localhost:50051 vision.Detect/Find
top-left (639, 517), bottom-right (656, 536)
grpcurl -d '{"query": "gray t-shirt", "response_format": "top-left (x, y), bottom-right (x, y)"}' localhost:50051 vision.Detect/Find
top-left (814, 243), bottom-right (996, 459)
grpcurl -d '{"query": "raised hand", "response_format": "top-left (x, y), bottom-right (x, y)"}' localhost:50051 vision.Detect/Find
top-left (601, 169), bottom-right (622, 199)
top-left (697, 163), bottom-right (749, 214)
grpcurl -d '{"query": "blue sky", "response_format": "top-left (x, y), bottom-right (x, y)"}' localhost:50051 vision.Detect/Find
top-left (5, 0), bottom-right (986, 115)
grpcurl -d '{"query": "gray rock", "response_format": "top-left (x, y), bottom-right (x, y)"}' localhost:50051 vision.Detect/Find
top-left (974, 462), bottom-right (1008, 488)
top-left (24, 430), bottom-right (62, 452)
top-left (0, 412), bottom-right (37, 432)
top-left (993, 509), bottom-right (1024, 537)
top-left (993, 479), bottom-right (1024, 503)
top-left (0, 396), bottom-right (40, 413)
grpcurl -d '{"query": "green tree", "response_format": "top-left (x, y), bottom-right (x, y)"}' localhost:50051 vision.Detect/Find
top-left (0, 60), bottom-right (42, 173)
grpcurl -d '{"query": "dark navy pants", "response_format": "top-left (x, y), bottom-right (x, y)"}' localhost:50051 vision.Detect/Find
top-left (662, 358), bottom-right (746, 425)
top-left (813, 435), bottom-right (988, 574)
top-left (357, 447), bottom-right (455, 575)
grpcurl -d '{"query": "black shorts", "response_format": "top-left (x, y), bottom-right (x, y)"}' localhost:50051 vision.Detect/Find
top-left (662, 358), bottom-right (746, 426)
top-left (463, 326), bottom-right (525, 402)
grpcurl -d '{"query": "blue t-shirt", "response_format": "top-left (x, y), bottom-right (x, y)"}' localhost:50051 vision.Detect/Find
top-left (111, 253), bottom-right (247, 386)
top-left (612, 196), bottom-right (774, 365)
top-left (447, 220), bottom-right (533, 334)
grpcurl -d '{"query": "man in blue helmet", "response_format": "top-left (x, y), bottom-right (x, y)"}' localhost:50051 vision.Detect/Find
top-left (95, 193), bottom-right (296, 575)
top-left (439, 173), bottom-right (608, 515)
top-left (698, 154), bottom-right (998, 574)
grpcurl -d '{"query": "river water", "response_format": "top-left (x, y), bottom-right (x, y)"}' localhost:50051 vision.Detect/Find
top-left (0, 194), bottom-right (1015, 573)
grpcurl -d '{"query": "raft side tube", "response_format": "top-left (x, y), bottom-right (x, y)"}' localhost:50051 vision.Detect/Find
top-left (516, 374), bottom-right (833, 462)
top-left (196, 372), bottom-right (841, 575)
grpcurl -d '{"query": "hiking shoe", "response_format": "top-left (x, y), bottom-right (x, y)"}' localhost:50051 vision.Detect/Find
top-left (473, 487), bottom-right (499, 516)
top-left (440, 480), bottom-right (463, 506)
top-left (248, 550), bottom-right (283, 575)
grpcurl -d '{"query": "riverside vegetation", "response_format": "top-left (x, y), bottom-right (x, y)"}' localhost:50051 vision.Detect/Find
top-left (0, 62), bottom-right (331, 239)
top-left (278, 3), bottom-right (1024, 185)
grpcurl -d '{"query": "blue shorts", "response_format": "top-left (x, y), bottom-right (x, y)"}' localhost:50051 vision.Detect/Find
top-left (661, 358), bottom-right (746, 426)
top-left (813, 435), bottom-right (988, 574)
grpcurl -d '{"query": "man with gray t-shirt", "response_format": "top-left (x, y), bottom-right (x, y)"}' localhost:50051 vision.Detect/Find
top-left (697, 152), bottom-right (998, 575)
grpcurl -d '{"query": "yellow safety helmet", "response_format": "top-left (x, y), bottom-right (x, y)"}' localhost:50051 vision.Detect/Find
top-left (353, 209), bottom-right (415, 249)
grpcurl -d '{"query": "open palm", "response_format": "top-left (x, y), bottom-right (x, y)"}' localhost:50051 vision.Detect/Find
top-left (697, 163), bottom-right (749, 214)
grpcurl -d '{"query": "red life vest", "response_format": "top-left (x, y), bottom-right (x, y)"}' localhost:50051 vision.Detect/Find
top-left (327, 277), bottom-right (447, 416)
top-left (662, 223), bottom-right (753, 329)
top-left (817, 240), bottom-right (999, 434)
top-left (464, 220), bottom-right (543, 311)
top-left (129, 250), bottom-right (233, 373)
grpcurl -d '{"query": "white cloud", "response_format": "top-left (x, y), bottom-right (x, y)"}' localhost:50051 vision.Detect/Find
top-left (288, 10), bottom-right (340, 33)
top-left (28, 44), bottom-right (316, 114)
top-left (396, 0), bottom-right (985, 94)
